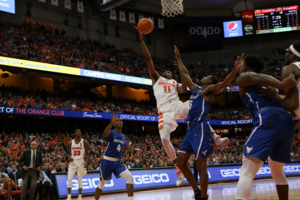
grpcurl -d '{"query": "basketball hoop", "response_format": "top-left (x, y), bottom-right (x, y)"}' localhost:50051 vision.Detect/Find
top-left (161, 0), bottom-right (184, 17)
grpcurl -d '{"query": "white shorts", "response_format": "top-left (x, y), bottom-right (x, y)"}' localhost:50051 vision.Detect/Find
top-left (68, 159), bottom-right (87, 177)
top-left (158, 100), bottom-right (190, 132)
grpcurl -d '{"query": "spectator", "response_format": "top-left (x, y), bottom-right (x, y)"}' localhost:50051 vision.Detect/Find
top-left (8, 164), bottom-right (21, 186)
top-left (88, 163), bottom-right (94, 171)
top-left (132, 160), bottom-right (143, 168)
top-left (37, 170), bottom-right (55, 200)
top-left (42, 163), bottom-right (51, 179)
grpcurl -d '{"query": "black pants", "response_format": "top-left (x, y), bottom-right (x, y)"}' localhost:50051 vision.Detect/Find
top-left (21, 169), bottom-right (37, 200)
top-left (37, 182), bottom-right (55, 199)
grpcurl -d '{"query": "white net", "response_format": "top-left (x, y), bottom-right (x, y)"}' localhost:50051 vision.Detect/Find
top-left (161, 0), bottom-right (184, 17)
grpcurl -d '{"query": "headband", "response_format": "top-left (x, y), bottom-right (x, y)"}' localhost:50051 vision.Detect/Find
top-left (290, 45), bottom-right (300, 57)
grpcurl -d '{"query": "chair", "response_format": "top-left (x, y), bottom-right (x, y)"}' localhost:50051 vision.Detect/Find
top-left (2, 181), bottom-right (30, 200)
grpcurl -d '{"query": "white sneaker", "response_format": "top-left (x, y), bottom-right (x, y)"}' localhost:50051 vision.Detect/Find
top-left (78, 196), bottom-right (82, 200)
top-left (176, 170), bottom-right (185, 186)
top-left (215, 137), bottom-right (229, 149)
top-left (66, 197), bottom-right (72, 200)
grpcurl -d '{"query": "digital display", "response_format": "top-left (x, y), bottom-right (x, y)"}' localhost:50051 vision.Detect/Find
top-left (223, 20), bottom-right (243, 38)
top-left (53, 163), bottom-right (300, 198)
top-left (0, 0), bottom-right (15, 14)
top-left (255, 5), bottom-right (300, 34)
top-left (242, 11), bottom-right (254, 23)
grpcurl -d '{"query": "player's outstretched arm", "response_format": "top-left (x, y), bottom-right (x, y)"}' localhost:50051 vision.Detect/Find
top-left (84, 140), bottom-right (89, 167)
top-left (136, 27), bottom-right (160, 83)
top-left (67, 141), bottom-right (73, 162)
top-left (103, 112), bottom-right (116, 137)
top-left (174, 45), bottom-right (197, 91)
top-left (203, 54), bottom-right (244, 96)
top-left (237, 72), bottom-right (297, 90)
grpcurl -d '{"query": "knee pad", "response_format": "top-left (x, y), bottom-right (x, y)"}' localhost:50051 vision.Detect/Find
top-left (268, 157), bottom-right (288, 185)
top-left (97, 180), bottom-right (106, 190)
top-left (120, 169), bottom-right (134, 184)
top-left (126, 175), bottom-right (134, 185)
top-left (77, 176), bottom-right (83, 188)
top-left (240, 156), bottom-right (263, 180)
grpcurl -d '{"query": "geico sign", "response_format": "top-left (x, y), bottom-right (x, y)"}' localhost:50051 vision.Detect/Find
top-left (283, 165), bottom-right (300, 173)
top-left (220, 169), bottom-right (240, 177)
top-left (70, 178), bottom-right (114, 190)
top-left (133, 173), bottom-right (169, 184)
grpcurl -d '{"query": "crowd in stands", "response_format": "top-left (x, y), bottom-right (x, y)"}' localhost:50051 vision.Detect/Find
top-left (0, 84), bottom-right (159, 116)
top-left (0, 22), bottom-right (204, 85)
top-left (0, 128), bottom-right (299, 173)
top-left (209, 48), bottom-right (288, 82)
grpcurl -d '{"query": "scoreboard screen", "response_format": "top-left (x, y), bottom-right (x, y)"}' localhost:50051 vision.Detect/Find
top-left (254, 5), bottom-right (300, 35)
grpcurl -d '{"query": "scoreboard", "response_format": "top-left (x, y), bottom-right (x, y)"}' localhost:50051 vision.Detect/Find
top-left (254, 5), bottom-right (300, 34)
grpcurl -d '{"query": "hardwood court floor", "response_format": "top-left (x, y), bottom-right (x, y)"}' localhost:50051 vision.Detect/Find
top-left (79, 176), bottom-right (300, 200)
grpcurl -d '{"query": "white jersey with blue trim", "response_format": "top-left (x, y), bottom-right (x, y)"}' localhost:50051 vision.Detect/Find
top-left (104, 130), bottom-right (127, 159)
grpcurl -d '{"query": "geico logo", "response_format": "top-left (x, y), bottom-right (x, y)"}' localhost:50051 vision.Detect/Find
top-left (256, 167), bottom-right (271, 175)
top-left (133, 174), bottom-right (169, 184)
top-left (69, 178), bottom-right (114, 190)
top-left (283, 165), bottom-right (300, 173)
top-left (220, 169), bottom-right (240, 177)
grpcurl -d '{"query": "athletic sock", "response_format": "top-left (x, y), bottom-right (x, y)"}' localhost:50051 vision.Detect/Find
top-left (174, 164), bottom-right (181, 173)
top-left (211, 133), bottom-right (220, 141)
top-left (67, 194), bottom-right (71, 199)
top-left (128, 197), bottom-right (134, 200)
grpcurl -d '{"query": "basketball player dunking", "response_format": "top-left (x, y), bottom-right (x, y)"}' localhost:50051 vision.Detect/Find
top-left (67, 129), bottom-right (89, 200)
top-left (235, 55), bottom-right (297, 200)
top-left (136, 27), bottom-right (229, 186)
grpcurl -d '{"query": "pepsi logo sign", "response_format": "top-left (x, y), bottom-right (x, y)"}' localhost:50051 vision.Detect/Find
top-left (223, 20), bottom-right (243, 38)
top-left (228, 22), bottom-right (238, 32)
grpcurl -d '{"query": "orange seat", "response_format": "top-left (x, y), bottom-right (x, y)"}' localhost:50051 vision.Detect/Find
top-left (2, 181), bottom-right (30, 199)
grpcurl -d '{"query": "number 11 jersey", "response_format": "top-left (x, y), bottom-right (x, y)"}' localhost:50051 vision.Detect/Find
top-left (105, 130), bottom-right (127, 159)
top-left (153, 76), bottom-right (179, 109)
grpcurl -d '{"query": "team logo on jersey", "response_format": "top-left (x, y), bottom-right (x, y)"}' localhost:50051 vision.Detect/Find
top-left (80, 143), bottom-right (82, 146)
top-left (228, 22), bottom-right (238, 32)
top-left (201, 150), bottom-right (207, 155)
top-left (246, 146), bottom-right (253, 153)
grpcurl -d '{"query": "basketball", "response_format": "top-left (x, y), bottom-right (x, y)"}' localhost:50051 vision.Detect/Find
top-left (138, 18), bottom-right (154, 34)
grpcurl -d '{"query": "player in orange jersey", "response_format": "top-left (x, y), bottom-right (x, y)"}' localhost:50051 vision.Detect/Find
top-left (137, 28), bottom-right (229, 186)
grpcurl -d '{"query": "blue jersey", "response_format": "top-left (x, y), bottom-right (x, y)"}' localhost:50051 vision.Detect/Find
top-left (240, 84), bottom-right (283, 118)
top-left (187, 86), bottom-right (213, 123)
top-left (104, 130), bottom-right (127, 159)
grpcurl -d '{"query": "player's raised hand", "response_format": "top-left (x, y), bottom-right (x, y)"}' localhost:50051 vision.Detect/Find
top-left (135, 26), bottom-right (143, 41)
top-left (174, 45), bottom-right (181, 60)
top-left (282, 73), bottom-right (297, 89)
top-left (110, 112), bottom-right (116, 126)
top-left (234, 53), bottom-right (245, 71)
top-left (258, 86), bottom-right (278, 99)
